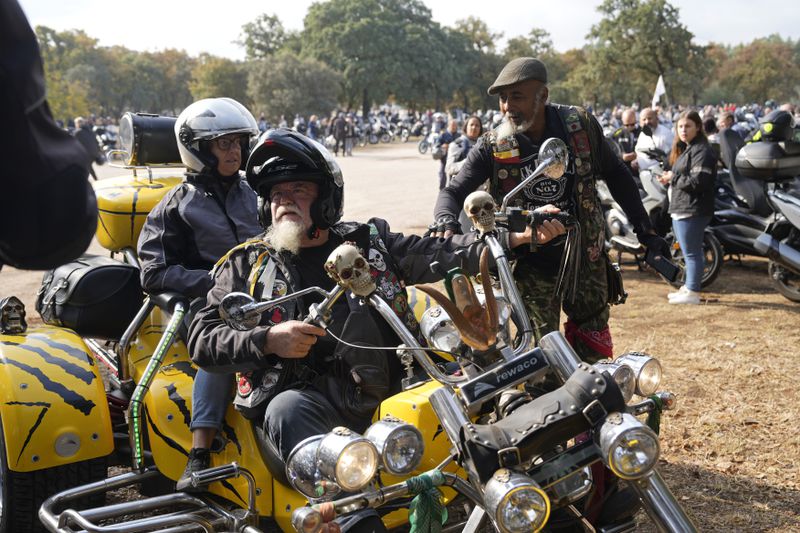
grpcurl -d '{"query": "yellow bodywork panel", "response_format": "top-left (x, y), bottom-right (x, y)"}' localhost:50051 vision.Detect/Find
top-left (378, 379), bottom-right (467, 529)
top-left (0, 326), bottom-right (113, 472)
top-left (94, 173), bottom-right (183, 252)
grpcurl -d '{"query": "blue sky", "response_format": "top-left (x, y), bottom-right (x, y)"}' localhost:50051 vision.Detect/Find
top-left (18, 0), bottom-right (800, 59)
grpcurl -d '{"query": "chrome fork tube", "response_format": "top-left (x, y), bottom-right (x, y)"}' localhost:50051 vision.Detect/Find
top-left (630, 469), bottom-right (697, 533)
top-left (484, 234), bottom-right (533, 356)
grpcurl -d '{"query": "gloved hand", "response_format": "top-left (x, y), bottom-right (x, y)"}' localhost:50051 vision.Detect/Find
top-left (425, 215), bottom-right (461, 238)
top-left (639, 233), bottom-right (670, 258)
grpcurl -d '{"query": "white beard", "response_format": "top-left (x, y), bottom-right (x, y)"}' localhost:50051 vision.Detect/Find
top-left (265, 220), bottom-right (305, 255)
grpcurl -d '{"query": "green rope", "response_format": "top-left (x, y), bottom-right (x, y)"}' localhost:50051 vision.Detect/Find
top-left (646, 394), bottom-right (663, 435)
top-left (408, 470), bottom-right (448, 533)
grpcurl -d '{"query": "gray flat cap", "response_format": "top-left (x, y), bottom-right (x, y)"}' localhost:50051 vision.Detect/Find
top-left (488, 57), bottom-right (548, 95)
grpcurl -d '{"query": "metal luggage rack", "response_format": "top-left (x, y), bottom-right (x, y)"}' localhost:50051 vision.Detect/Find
top-left (105, 150), bottom-right (186, 182)
top-left (39, 464), bottom-right (262, 533)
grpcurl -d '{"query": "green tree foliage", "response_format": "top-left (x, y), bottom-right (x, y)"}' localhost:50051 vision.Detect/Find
top-left (247, 51), bottom-right (342, 123)
top-left (578, 0), bottom-right (709, 106)
top-left (714, 37), bottom-right (800, 104)
top-left (189, 54), bottom-right (249, 105)
top-left (450, 18), bottom-right (505, 111)
top-left (301, 0), bottom-right (460, 116)
top-left (237, 14), bottom-right (290, 60)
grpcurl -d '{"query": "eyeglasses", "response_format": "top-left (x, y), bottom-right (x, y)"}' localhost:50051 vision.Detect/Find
top-left (214, 137), bottom-right (245, 151)
top-left (269, 183), bottom-right (316, 203)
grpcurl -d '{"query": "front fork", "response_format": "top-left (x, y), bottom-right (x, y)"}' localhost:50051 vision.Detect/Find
top-left (631, 470), bottom-right (696, 533)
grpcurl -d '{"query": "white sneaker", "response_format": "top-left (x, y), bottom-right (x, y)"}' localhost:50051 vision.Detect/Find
top-left (669, 289), bottom-right (701, 305)
top-left (667, 286), bottom-right (689, 299)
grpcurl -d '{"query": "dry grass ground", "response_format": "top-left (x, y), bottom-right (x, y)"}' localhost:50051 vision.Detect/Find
top-left (613, 256), bottom-right (800, 531)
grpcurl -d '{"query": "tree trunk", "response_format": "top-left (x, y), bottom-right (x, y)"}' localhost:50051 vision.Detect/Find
top-left (361, 88), bottom-right (369, 121)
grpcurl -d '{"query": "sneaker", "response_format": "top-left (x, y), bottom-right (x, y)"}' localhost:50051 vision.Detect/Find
top-left (667, 286), bottom-right (689, 299)
top-left (176, 448), bottom-right (210, 492)
top-left (669, 289), bottom-right (700, 305)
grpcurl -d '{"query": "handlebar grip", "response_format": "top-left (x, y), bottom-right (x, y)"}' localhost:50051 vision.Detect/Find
top-left (529, 211), bottom-right (577, 229)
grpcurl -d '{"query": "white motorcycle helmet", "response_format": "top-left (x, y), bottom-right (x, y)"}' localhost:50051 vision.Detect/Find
top-left (175, 97), bottom-right (259, 173)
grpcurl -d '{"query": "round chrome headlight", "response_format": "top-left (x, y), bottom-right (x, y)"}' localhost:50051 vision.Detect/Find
top-left (599, 412), bottom-right (660, 480)
top-left (364, 417), bottom-right (424, 475)
top-left (420, 306), bottom-right (462, 353)
top-left (291, 506), bottom-right (324, 533)
top-left (484, 469), bottom-right (550, 533)
top-left (615, 352), bottom-right (662, 396)
top-left (286, 435), bottom-right (340, 500)
top-left (317, 427), bottom-right (379, 492)
top-left (593, 362), bottom-right (635, 402)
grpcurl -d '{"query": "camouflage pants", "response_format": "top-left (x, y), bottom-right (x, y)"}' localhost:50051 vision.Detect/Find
top-left (515, 180), bottom-right (612, 363)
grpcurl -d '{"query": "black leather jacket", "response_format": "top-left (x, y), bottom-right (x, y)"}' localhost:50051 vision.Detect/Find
top-left (667, 140), bottom-right (717, 217)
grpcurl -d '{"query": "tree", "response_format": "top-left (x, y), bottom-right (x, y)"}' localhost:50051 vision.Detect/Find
top-left (715, 37), bottom-right (800, 103)
top-left (189, 54), bottom-right (249, 105)
top-left (504, 28), bottom-right (554, 60)
top-left (301, 0), bottom-right (450, 117)
top-left (580, 0), bottom-right (710, 106)
top-left (238, 14), bottom-right (289, 60)
top-left (247, 51), bottom-right (341, 123)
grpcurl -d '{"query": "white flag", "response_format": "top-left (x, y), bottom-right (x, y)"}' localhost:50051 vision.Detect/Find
top-left (651, 74), bottom-right (666, 108)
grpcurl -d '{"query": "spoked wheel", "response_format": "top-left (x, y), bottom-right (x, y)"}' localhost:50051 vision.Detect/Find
top-left (380, 133), bottom-right (392, 143)
top-left (665, 231), bottom-right (723, 288)
top-left (768, 260), bottom-right (800, 302)
top-left (0, 415), bottom-right (108, 532)
top-left (418, 140), bottom-right (430, 154)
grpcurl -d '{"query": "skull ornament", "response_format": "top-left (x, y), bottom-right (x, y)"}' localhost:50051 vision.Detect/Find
top-left (324, 243), bottom-right (376, 297)
top-left (464, 191), bottom-right (497, 234)
top-left (369, 248), bottom-right (386, 271)
top-left (0, 296), bottom-right (27, 334)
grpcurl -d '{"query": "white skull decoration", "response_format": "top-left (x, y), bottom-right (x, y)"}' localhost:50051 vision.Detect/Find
top-left (369, 248), bottom-right (386, 271)
top-left (464, 191), bottom-right (497, 234)
top-left (324, 243), bottom-right (376, 297)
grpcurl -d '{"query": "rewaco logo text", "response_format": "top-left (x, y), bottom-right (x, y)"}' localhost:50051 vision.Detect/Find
top-left (497, 357), bottom-right (538, 383)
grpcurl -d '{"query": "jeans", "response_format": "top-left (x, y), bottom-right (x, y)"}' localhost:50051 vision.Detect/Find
top-left (671, 215), bottom-right (711, 292)
top-left (190, 368), bottom-right (233, 431)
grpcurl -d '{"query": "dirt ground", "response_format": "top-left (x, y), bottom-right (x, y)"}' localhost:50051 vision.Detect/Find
top-left (3, 142), bottom-right (799, 531)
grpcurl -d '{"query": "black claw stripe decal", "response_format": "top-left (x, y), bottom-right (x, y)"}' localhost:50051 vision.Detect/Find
top-left (221, 420), bottom-right (242, 455)
top-left (27, 334), bottom-right (95, 366)
top-left (1, 340), bottom-right (94, 384)
top-left (220, 478), bottom-right (246, 505)
top-left (165, 383), bottom-right (192, 428)
top-left (1, 359), bottom-right (95, 415)
top-left (16, 405), bottom-right (49, 465)
top-left (163, 361), bottom-right (197, 379)
top-left (144, 405), bottom-right (188, 457)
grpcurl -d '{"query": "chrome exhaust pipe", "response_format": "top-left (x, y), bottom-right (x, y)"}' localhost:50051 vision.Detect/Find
top-left (754, 233), bottom-right (800, 274)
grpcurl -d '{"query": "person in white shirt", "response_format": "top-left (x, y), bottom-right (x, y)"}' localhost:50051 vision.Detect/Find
top-left (635, 107), bottom-right (674, 172)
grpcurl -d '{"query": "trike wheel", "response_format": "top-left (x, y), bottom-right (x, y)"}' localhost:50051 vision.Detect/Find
top-left (0, 414), bottom-right (108, 532)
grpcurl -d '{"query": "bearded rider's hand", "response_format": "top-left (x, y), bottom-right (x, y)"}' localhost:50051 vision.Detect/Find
top-left (264, 320), bottom-right (326, 358)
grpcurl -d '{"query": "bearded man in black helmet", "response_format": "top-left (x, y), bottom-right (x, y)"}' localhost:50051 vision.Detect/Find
top-left (431, 57), bottom-right (669, 362)
top-left (187, 128), bottom-right (563, 532)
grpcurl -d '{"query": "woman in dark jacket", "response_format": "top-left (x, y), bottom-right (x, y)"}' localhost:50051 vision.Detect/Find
top-left (658, 110), bottom-right (717, 304)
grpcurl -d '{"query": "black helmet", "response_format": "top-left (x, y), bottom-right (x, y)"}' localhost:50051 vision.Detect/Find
top-left (246, 128), bottom-right (344, 229)
top-left (751, 110), bottom-right (795, 142)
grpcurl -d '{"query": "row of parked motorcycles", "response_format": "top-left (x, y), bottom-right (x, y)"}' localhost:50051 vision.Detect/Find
top-left (0, 114), bottom-right (698, 533)
top-left (603, 123), bottom-right (800, 302)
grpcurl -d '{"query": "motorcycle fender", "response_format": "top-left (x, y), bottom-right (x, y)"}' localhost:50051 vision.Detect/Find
top-left (0, 326), bottom-right (113, 472)
top-left (377, 380), bottom-right (467, 529)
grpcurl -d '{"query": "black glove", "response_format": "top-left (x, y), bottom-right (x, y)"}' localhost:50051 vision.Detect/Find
top-left (638, 233), bottom-right (670, 258)
top-left (424, 215), bottom-right (462, 237)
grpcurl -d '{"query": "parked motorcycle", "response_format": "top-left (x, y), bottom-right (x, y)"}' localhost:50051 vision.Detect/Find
top-left (418, 130), bottom-right (439, 155)
top-left (735, 139), bottom-right (800, 301)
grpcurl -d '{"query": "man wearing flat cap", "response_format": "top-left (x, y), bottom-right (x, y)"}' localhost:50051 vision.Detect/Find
top-left (431, 57), bottom-right (668, 362)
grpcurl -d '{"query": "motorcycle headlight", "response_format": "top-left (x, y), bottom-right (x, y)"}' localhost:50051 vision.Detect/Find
top-left (615, 352), bottom-right (662, 396)
top-left (599, 412), bottom-right (660, 480)
top-left (593, 362), bottom-right (635, 403)
top-left (364, 417), bottom-right (424, 475)
top-left (316, 427), bottom-right (379, 492)
top-left (291, 506), bottom-right (324, 533)
top-left (420, 306), bottom-right (462, 353)
top-left (285, 435), bottom-right (340, 500)
top-left (484, 469), bottom-right (550, 533)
